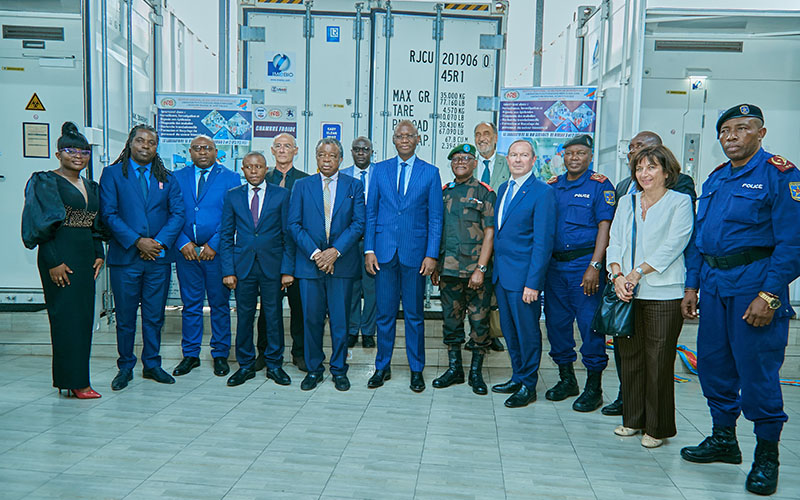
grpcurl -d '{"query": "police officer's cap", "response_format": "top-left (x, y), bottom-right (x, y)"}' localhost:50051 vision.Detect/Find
top-left (563, 134), bottom-right (593, 150)
top-left (448, 143), bottom-right (478, 160)
top-left (716, 104), bottom-right (764, 135)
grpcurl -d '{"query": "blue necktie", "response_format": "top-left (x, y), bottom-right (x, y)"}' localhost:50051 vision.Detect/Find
top-left (501, 179), bottom-right (516, 227)
top-left (197, 169), bottom-right (208, 198)
top-left (481, 160), bottom-right (491, 184)
top-left (137, 166), bottom-right (149, 200)
top-left (398, 162), bottom-right (408, 196)
top-left (360, 170), bottom-right (367, 198)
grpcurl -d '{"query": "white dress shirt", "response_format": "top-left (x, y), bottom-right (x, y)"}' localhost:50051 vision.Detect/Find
top-left (496, 170), bottom-right (533, 227)
top-left (248, 181), bottom-right (267, 222)
top-left (477, 152), bottom-right (496, 183)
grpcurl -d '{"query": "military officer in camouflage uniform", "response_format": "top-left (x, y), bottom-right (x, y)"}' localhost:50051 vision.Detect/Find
top-left (431, 144), bottom-right (496, 395)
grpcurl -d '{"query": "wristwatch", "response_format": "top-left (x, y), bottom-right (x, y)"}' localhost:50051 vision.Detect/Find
top-left (477, 264), bottom-right (488, 273)
top-left (589, 261), bottom-right (602, 271)
top-left (635, 266), bottom-right (644, 277)
top-left (758, 291), bottom-right (782, 310)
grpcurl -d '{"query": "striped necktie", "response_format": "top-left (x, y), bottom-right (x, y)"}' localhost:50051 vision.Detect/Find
top-left (323, 177), bottom-right (333, 239)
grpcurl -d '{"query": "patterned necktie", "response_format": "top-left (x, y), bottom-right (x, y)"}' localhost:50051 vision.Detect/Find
top-left (481, 159), bottom-right (491, 184)
top-left (501, 179), bottom-right (516, 227)
top-left (398, 162), bottom-right (408, 196)
top-left (250, 187), bottom-right (261, 226)
top-left (279, 171), bottom-right (288, 188)
top-left (197, 169), bottom-right (208, 197)
top-left (359, 169), bottom-right (367, 198)
top-left (323, 177), bottom-right (333, 239)
top-left (137, 166), bottom-right (149, 200)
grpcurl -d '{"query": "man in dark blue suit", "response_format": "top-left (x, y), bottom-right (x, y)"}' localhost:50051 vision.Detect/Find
top-left (364, 120), bottom-right (444, 392)
top-left (99, 125), bottom-right (185, 390)
top-left (491, 139), bottom-right (556, 408)
top-left (171, 136), bottom-right (241, 378)
top-left (288, 138), bottom-right (365, 391)
top-left (219, 152), bottom-right (295, 387)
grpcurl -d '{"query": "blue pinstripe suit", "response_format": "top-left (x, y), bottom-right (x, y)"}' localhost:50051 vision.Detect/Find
top-left (365, 155), bottom-right (443, 372)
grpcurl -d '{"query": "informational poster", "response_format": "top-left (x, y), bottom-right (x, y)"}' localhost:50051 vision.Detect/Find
top-left (498, 87), bottom-right (597, 180)
top-left (22, 122), bottom-right (50, 158)
top-left (253, 105), bottom-right (297, 139)
top-left (156, 93), bottom-right (253, 171)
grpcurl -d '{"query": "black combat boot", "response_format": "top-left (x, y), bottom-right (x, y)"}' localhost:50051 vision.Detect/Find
top-left (746, 438), bottom-right (780, 496)
top-left (433, 349), bottom-right (465, 388)
top-left (572, 370), bottom-right (603, 412)
top-left (468, 350), bottom-right (488, 395)
top-left (680, 426), bottom-right (743, 464)
top-left (545, 363), bottom-right (579, 401)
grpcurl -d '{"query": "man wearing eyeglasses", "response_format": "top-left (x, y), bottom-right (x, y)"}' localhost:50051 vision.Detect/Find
top-left (364, 120), bottom-right (443, 392)
top-left (254, 133), bottom-right (309, 373)
top-left (340, 136), bottom-right (377, 349)
top-left (170, 136), bottom-right (241, 378)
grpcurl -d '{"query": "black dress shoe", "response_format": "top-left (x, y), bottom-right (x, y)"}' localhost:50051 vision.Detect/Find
top-left (227, 367), bottom-right (255, 387)
top-left (492, 379), bottom-right (522, 394)
top-left (252, 354), bottom-right (266, 371)
top-left (333, 374), bottom-right (350, 391)
top-left (362, 336), bottom-right (376, 348)
top-left (367, 368), bottom-right (391, 388)
top-left (601, 397), bottom-right (623, 416)
top-left (172, 356), bottom-right (200, 376)
top-left (266, 366), bottom-right (291, 386)
top-left (490, 338), bottom-right (505, 352)
top-left (143, 367), bottom-right (176, 384)
top-left (111, 369), bottom-right (133, 391)
top-left (301, 372), bottom-right (324, 391)
top-left (346, 335), bottom-right (358, 348)
top-left (292, 356), bottom-right (308, 373)
top-left (213, 357), bottom-right (230, 376)
top-left (505, 385), bottom-right (537, 408)
top-left (410, 371), bottom-right (425, 393)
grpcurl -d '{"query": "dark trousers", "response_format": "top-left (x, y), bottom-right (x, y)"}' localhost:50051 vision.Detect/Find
top-left (109, 261), bottom-right (171, 371)
top-left (440, 275), bottom-right (491, 349)
top-left (236, 267), bottom-right (284, 370)
top-left (349, 240), bottom-right (376, 338)
top-left (257, 280), bottom-right (303, 359)
top-left (495, 284), bottom-right (543, 390)
top-left (617, 298), bottom-right (683, 439)
top-left (697, 292), bottom-right (789, 441)
top-left (299, 276), bottom-right (353, 376)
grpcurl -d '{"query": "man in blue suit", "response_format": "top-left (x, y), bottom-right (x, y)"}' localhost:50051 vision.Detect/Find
top-left (99, 124), bottom-right (185, 391)
top-left (364, 120), bottom-right (444, 392)
top-left (491, 139), bottom-right (556, 408)
top-left (219, 152), bottom-right (295, 387)
top-left (340, 136), bottom-right (376, 349)
top-left (288, 138), bottom-right (365, 392)
top-left (171, 136), bottom-right (241, 378)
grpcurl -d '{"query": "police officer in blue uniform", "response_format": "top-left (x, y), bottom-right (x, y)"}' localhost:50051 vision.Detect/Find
top-left (544, 134), bottom-right (615, 412)
top-left (681, 104), bottom-right (800, 496)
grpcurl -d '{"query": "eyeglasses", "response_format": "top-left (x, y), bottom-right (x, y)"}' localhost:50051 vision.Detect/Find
top-left (316, 153), bottom-right (339, 160)
top-left (393, 134), bottom-right (417, 141)
top-left (451, 156), bottom-right (474, 164)
top-left (59, 148), bottom-right (91, 158)
top-left (190, 145), bottom-right (214, 152)
top-left (352, 146), bottom-right (371, 153)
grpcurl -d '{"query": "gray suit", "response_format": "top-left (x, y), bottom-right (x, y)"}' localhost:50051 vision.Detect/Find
top-left (478, 153), bottom-right (509, 191)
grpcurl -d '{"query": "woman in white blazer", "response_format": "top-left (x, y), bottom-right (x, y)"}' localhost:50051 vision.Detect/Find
top-left (606, 145), bottom-right (694, 448)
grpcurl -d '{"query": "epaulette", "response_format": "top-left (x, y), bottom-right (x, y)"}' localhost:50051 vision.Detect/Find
top-left (477, 180), bottom-right (494, 192)
top-left (442, 183), bottom-right (448, 190)
top-left (546, 175), bottom-right (558, 185)
top-left (767, 155), bottom-right (796, 172)
top-left (443, 181), bottom-right (456, 190)
top-left (589, 172), bottom-right (608, 182)
top-left (710, 162), bottom-right (728, 175)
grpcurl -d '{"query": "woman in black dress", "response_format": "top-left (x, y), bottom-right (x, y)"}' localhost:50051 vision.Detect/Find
top-left (22, 122), bottom-right (105, 399)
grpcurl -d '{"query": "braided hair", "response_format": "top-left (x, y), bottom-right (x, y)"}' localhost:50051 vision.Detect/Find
top-left (112, 124), bottom-right (170, 183)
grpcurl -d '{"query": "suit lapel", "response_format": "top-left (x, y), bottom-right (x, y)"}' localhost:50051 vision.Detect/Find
top-left (402, 160), bottom-right (423, 206)
top-left (312, 174), bottom-right (324, 217)
top-left (500, 175), bottom-right (535, 229)
top-left (197, 165), bottom-right (219, 203)
top-left (127, 161), bottom-right (148, 205)
top-left (389, 159), bottom-right (401, 204)
top-left (256, 183), bottom-right (270, 230)
top-left (330, 174), bottom-right (348, 220)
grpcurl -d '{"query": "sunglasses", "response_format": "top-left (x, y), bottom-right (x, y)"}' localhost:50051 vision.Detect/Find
top-left (59, 148), bottom-right (91, 158)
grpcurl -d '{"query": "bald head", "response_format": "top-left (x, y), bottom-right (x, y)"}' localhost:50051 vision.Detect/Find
top-left (628, 131), bottom-right (662, 162)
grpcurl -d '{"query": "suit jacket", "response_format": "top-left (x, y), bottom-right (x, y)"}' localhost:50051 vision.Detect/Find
top-left (172, 163), bottom-right (241, 258)
top-left (266, 166), bottom-right (308, 192)
top-left (99, 161), bottom-right (184, 266)
top-left (219, 183), bottom-right (294, 280)
top-left (489, 154), bottom-right (510, 191)
top-left (288, 173), bottom-right (365, 279)
top-left (492, 175), bottom-right (556, 292)
top-left (365, 156), bottom-right (444, 267)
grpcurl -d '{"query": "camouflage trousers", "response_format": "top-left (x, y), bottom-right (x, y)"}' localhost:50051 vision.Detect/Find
top-left (440, 275), bottom-right (491, 351)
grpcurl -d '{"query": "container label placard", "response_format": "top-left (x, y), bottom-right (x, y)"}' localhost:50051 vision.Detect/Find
top-left (266, 51), bottom-right (296, 83)
top-left (498, 86), bottom-right (597, 180)
top-left (253, 105), bottom-right (298, 138)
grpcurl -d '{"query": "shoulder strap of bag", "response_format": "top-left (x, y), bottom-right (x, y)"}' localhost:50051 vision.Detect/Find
top-left (631, 194), bottom-right (637, 270)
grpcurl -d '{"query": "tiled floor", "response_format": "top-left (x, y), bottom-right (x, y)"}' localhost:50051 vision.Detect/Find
top-left (1, 349), bottom-right (799, 499)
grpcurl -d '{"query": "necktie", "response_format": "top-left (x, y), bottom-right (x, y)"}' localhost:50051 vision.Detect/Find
top-left (359, 170), bottom-right (367, 200)
top-left (197, 169), bottom-right (208, 197)
top-left (398, 162), bottom-right (408, 196)
top-left (481, 159), bottom-right (491, 184)
top-left (279, 171), bottom-right (288, 188)
top-left (323, 177), bottom-right (333, 239)
top-left (250, 187), bottom-right (261, 226)
top-left (501, 179), bottom-right (516, 227)
top-left (137, 166), bottom-right (149, 200)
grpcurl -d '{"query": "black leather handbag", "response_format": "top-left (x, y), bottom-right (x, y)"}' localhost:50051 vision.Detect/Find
top-left (591, 195), bottom-right (637, 337)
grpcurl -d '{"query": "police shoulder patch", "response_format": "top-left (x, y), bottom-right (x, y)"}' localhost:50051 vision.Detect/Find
top-left (710, 162), bottom-right (728, 176)
top-left (603, 190), bottom-right (616, 206)
top-left (767, 155), bottom-right (797, 173)
top-left (478, 180), bottom-right (494, 192)
top-left (590, 173), bottom-right (608, 183)
top-left (546, 175), bottom-right (559, 185)
top-left (789, 182), bottom-right (800, 202)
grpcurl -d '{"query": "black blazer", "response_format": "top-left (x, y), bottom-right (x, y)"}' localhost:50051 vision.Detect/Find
top-left (266, 166), bottom-right (309, 192)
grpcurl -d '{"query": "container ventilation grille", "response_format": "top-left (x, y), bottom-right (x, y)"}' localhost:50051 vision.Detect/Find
top-left (654, 40), bottom-right (743, 53)
top-left (2, 25), bottom-right (65, 41)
